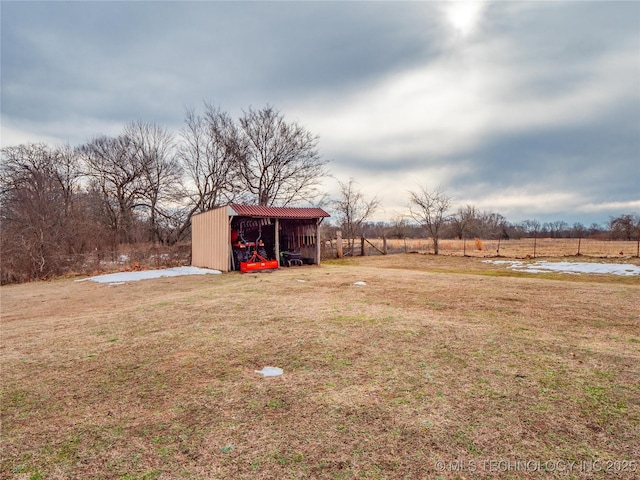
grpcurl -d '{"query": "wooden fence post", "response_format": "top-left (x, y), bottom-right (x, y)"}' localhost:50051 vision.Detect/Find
top-left (336, 230), bottom-right (343, 258)
top-left (577, 233), bottom-right (582, 256)
top-left (361, 237), bottom-right (366, 256)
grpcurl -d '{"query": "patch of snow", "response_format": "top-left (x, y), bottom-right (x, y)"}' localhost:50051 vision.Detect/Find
top-left (353, 281), bottom-right (367, 286)
top-left (77, 266), bottom-right (222, 284)
top-left (481, 260), bottom-right (524, 269)
top-left (483, 260), bottom-right (640, 276)
top-left (254, 366), bottom-right (283, 377)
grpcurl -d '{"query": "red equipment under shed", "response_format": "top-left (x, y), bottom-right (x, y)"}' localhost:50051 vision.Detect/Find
top-left (236, 223), bottom-right (279, 273)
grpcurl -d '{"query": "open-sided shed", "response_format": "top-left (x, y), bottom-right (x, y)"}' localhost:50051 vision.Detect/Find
top-left (191, 204), bottom-right (330, 272)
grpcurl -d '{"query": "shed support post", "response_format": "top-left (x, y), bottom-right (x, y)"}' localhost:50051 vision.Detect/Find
top-left (274, 218), bottom-right (280, 266)
top-left (229, 215), bottom-right (234, 271)
top-left (316, 219), bottom-right (321, 265)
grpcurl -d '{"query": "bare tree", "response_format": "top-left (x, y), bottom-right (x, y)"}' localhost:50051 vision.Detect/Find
top-left (552, 220), bottom-right (569, 238)
top-left (589, 222), bottom-right (604, 237)
top-left (172, 106), bottom-right (241, 243)
top-left (236, 106), bottom-right (328, 206)
top-left (521, 219), bottom-right (541, 237)
top-left (609, 214), bottom-right (640, 240)
top-left (389, 214), bottom-right (410, 239)
top-left (476, 211), bottom-right (508, 239)
top-left (182, 106), bottom-right (241, 208)
top-left (125, 121), bottom-right (181, 243)
top-left (521, 219), bottom-right (541, 257)
top-left (334, 178), bottom-right (380, 253)
top-left (80, 121), bottom-right (182, 246)
top-left (408, 186), bottom-right (452, 254)
top-left (451, 204), bottom-right (477, 240)
top-left (80, 133), bottom-right (148, 245)
top-left (571, 222), bottom-right (586, 238)
top-left (0, 143), bottom-right (85, 282)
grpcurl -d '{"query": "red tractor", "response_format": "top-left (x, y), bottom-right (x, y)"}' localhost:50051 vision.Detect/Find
top-left (232, 223), bottom-right (279, 273)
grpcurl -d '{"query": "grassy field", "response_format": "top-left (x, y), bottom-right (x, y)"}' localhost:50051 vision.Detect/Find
top-left (1, 254), bottom-right (639, 479)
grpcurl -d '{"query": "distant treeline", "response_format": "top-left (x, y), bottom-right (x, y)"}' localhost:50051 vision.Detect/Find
top-left (328, 214), bottom-right (639, 242)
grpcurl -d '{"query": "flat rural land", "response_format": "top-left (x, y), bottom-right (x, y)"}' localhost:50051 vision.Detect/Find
top-left (2, 254), bottom-right (639, 479)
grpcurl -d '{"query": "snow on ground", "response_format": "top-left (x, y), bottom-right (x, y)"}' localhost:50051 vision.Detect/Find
top-left (76, 261), bottom-right (639, 285)
top-left (77, 266), bottom-right (222, 284)
top-left (483, 260), bottom-right (640, 276)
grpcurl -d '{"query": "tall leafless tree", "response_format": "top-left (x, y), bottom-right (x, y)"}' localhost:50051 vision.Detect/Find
top-left (334, 178), bottom-right (380, 253)
top-left (125, 121), bottom-right (181, 243)
top-left (172, 105), bottom-right (242, 243)
top-left (80, 133), bottom-right (148, 245)
top-left (408, 186), bottom-right (452, 254)
top-left (181, 106), bottom-right (241, 210)
top-left (236, 106), bottom-right (327, 206)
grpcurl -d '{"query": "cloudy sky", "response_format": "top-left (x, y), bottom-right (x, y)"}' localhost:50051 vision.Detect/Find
top-left (2, 0), bottom-right (639, 225)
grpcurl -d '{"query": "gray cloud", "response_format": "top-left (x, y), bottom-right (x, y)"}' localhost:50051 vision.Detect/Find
top-left (1, 0), bottom-right (638, 224)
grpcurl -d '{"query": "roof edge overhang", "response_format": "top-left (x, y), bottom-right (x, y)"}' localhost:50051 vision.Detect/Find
top-left (227, 203), bottom-right (330, 220)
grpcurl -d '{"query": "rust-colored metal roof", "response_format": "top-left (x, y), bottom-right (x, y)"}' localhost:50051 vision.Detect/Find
top-left (229, 203), bottom-right (330, 219)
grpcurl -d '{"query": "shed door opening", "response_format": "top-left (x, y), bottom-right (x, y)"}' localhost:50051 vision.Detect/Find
top-left (278, 219), bottom-right (319, 266)
top-left (229, 217), bottom-right (321, 271)
top-left (230, 217), bottom-right (278, 271)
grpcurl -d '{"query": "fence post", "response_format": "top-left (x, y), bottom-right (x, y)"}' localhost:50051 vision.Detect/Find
top-left (361, 237), bottom-right (366, 256)
top-left (383, 235), bottom-right (388, 255)
top-left (577, 233), bottom-right (582, 256)
top-left (336, 230), bottom-right (343, 258)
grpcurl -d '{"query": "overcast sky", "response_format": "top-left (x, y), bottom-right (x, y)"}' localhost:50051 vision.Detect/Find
top-left (2, 1), bottom-right (639, 225)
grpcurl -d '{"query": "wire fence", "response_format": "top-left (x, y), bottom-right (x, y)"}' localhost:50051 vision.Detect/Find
top-left (4, 237), bottom-right (638, 284)
top-left (321, 237), bottom-right (640, 260)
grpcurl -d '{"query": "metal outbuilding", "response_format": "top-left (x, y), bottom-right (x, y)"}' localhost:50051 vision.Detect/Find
top-left (191, 204), bottom-right (330, 272)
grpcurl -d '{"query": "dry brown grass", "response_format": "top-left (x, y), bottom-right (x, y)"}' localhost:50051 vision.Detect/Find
top-left (1, 255), bottom-right (639, 479)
